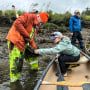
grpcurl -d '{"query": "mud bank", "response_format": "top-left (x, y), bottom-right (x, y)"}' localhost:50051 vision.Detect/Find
top-left (0, 26), bottom-right (90, 64)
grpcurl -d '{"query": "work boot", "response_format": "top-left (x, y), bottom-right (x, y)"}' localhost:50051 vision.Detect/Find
top-left (56, 72), bottom-right (68, 77)
top-left (80, 43), bottom-right (84, 49)
top-left (63, 72), bottom-right (67, 77)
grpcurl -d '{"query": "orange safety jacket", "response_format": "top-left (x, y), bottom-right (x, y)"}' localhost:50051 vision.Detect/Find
top-left (6, 13), bottom-right (39, 52)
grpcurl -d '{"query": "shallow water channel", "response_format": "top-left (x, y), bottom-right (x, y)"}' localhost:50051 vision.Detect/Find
top-left (0, 27), bottom-right (50, 90)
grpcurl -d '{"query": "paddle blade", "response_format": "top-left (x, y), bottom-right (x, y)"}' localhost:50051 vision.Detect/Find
top-left (57, 74), bottom-right (68, 90)
top-left (82, 83), bottom-right (90, 90)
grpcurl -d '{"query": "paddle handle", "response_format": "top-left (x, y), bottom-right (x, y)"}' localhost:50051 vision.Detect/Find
top-left (42, 81), bottom-right (90, 87)
top-left (12, 5), bottom-right (19, 18)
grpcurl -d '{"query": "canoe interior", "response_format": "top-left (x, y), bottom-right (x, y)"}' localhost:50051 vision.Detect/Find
top-left (64, 62), bottom-right (90, 90)
top-left (39, 55), bottom-right (90, 90)
top-left (39, 62), bottom-right (58, 90)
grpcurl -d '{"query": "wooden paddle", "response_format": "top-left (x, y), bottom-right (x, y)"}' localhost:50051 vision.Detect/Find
top-left (12, 5), bottom-right (19, 18)
top-left (42, 81), bottom-right (90, 87)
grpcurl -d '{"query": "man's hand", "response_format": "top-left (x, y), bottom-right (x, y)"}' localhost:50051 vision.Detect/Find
top-left (34, 49), bottom-right (39, 54)
top-left (56, 55), bottom-right (59, 59)
top-left (70, 33), bottom-right (73, 36)
top-left (56, 54), bottom-right (59, 59)
top-left (80, 31), bottom-right (82, 34)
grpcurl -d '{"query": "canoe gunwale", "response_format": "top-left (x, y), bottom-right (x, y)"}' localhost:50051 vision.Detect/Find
top-left (34, 56), bottom-right (56, 90)
top-left (80, 49), bottom-right (90, 60)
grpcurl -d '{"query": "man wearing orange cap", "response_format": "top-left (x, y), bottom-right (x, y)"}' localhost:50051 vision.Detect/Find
top-left (6, 12), bottom-right (49, 83)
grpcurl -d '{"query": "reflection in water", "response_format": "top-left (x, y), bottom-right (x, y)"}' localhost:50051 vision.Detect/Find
top-left (10, 81), bottom-right (24, 90)
top-left (9, 70), bottom-right (38, 90)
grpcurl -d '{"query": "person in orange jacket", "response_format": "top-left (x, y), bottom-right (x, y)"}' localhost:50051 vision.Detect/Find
top-left (6, 12), bottom-right (49, 83)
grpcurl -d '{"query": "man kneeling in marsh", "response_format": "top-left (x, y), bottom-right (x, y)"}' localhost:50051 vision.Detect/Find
top-left (34, 32), bottom-right (80, 76)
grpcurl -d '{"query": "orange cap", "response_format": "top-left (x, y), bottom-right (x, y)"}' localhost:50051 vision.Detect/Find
top-left (39, 12), bottom-right (49, 23)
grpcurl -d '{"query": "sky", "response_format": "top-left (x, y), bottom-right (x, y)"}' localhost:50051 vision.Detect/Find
top-left (0, 0), bottom-right (90, 14)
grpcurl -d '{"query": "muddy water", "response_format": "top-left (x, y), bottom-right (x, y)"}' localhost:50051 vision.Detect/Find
top-left (0, 27), bottom-right (50, 90)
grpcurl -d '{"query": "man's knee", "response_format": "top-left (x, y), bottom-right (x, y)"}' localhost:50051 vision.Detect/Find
top-left (58, 55), bottom-right (64, 62)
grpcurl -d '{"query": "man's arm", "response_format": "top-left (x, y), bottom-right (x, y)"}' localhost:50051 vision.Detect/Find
top-left (69, 17), bottom-right (73, 36)
top-left (14, 13), bottom-right (30, 39)
top-left (80, 18), bottom-right (82, 34)
top-left (29, 39), bottom-right (37, 49)
top-left (34, 43), bottom-right (66, 55)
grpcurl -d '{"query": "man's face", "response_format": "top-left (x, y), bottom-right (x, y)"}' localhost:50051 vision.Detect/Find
top-left (53, 38), bottom-right (61, 44)
top-left (75, 12), bottom-right (80, 16)
top-left (37, 15), bottom-right (44, 26)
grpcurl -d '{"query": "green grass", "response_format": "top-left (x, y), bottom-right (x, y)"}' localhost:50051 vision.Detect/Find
top-left (85, 16), bottom-right (90, 20)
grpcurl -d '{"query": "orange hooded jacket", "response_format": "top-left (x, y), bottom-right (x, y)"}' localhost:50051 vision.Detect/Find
top-left (6, 13), bottom-right (39, 52)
